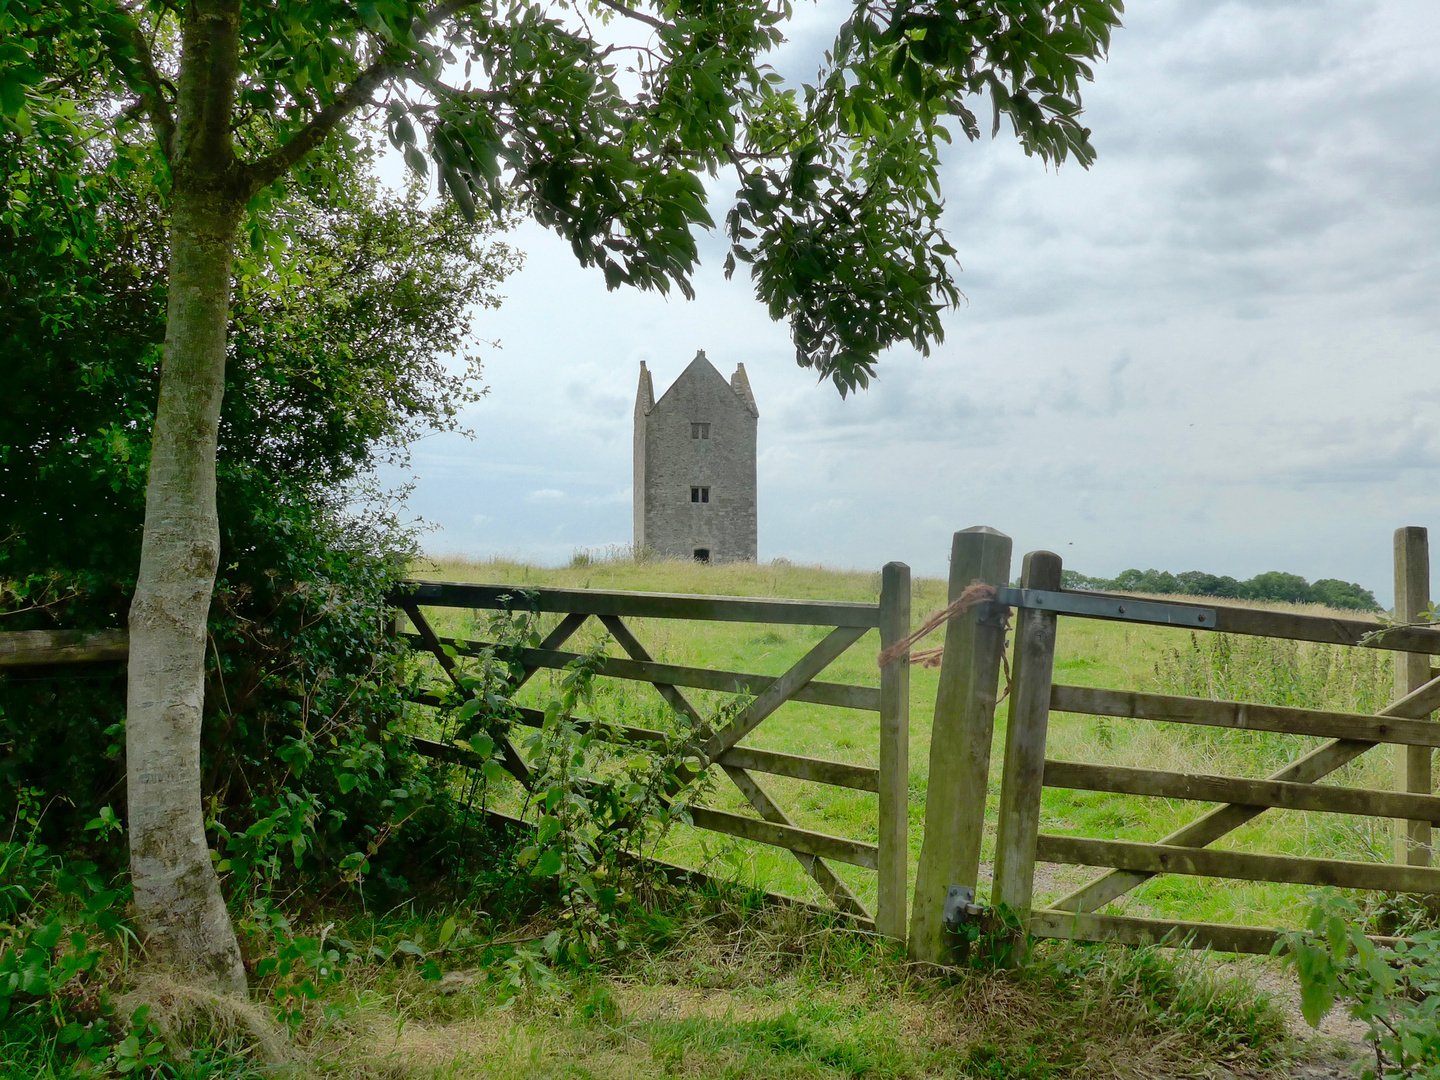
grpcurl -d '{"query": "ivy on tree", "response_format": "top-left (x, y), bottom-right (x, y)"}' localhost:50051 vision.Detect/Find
top-left (1, 0), bottom-right (1123, 993)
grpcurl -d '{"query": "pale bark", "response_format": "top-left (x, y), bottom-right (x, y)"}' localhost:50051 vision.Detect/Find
top-left (121, 0), bottom-right (391, 989)
top-left (126, 0), bottom-right (248, 994)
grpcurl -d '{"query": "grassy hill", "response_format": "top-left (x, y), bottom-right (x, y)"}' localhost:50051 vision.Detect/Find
top-left (407, 553), bottom-right (1398, 931)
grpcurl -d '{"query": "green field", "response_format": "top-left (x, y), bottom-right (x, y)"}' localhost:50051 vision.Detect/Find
top-left (404, 554), bottom-right (1401, 932)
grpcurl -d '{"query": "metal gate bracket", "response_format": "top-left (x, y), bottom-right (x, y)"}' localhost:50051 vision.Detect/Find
top-left (943, 884), bottom-right (982, 930)
top-left (994, 587), bottom-right (1215, 629)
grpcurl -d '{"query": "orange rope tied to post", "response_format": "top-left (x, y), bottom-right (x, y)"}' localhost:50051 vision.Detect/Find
top-left (875, 582), bottom-right (998, 668)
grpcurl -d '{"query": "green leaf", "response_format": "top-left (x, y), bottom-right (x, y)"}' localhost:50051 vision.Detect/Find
top-left (536, 815), bottom-right (562, 844)
top-left (481, 760), bottom-right (509, 784)
top-left (0, 76), bottom-right (25, 119)
top-left (438, 916), bottom-right (457, 945)
top-left (532, 848), bottom-right (563, 877)
top-left (464, 733), bottom-right (495, 758)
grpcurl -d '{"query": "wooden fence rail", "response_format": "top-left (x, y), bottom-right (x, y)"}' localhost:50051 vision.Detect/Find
top-left (0, 628), bottom-right (129, 668)
top-left (1052, 684), bottom-right (1440, 747)
top-left (400, 580), bottom-right (883, 627)
top-left (403, 633), bottom-right (882, 711)
top-left (1043, 759), bottom-right (1440, 822)
top-left (391, 566), bottom-right (912, 942)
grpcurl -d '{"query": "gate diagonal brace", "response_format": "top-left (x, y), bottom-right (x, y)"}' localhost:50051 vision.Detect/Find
top-left (700, 625), bottom-right (871, 763)
top-left (599, 614), bottom-right (870, 919)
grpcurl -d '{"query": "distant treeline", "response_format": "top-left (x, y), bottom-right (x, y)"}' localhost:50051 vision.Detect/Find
top-left (1060, 568), bottom-right (1382, 612)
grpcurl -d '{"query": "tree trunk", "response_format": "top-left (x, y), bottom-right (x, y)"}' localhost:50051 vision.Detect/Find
top-left (126, 0), bottom-right (248, 995)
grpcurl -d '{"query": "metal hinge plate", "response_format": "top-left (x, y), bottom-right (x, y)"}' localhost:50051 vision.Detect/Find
top-left (943, 884), bottom-right (982, 930)
top-left (994, 587), bottom-right (1216, 629)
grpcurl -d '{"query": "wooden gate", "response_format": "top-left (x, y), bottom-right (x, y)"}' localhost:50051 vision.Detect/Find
top-left (909, 527), bottom-right (1440, 961)
top-left (391, 568), bottom-right (913, 941)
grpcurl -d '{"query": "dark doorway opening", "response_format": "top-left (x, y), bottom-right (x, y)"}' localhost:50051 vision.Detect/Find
top-left (693, 548), bottom-right (711, 564)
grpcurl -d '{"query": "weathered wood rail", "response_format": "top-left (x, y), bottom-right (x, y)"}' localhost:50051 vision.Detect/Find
top-left (390, 568), bottom-right (912, 942)
top-left (908, 524), bottom-right (1440, 962)
top-left (0, 628), bottom-right (129, 668)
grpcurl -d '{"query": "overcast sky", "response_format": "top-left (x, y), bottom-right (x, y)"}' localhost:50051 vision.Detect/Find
top-left (385, 0), bottom-right (1440, 605)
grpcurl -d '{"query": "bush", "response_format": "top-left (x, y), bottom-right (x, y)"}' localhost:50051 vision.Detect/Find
top-left (0, 115), bottom-right (519, 892)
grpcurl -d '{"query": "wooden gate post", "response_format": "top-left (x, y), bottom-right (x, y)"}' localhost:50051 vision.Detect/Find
top-left (877, 561), bottom-right (912, 945)
top-left (992, 550), bottom-right (1063, 960)
top-left (1394, 526), bottom-right (1433, 866)
top-left (908, 527), bottom-right (1013, 965)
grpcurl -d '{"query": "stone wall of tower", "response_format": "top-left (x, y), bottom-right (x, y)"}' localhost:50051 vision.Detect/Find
top-left (635, 352), bottom-right (757, 563)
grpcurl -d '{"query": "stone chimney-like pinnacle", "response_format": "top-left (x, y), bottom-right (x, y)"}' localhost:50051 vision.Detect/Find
top-left (635, 360), bottom-right (655, 415)
top-left (730, 363), bottom-right (758, 417)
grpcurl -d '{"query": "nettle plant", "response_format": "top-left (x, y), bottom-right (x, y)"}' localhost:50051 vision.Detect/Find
top-left (1279, 892), bottom-right (1440, 1080)
top-left (438, 604), bottom-right (715, 963)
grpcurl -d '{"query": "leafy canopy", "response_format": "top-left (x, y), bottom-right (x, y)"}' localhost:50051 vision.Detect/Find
top-left (3, 0), bottom-right (1122, 394)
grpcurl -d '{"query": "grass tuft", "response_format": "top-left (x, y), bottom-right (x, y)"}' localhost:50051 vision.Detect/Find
top-left (116, 975), bottom-right (295, 1072)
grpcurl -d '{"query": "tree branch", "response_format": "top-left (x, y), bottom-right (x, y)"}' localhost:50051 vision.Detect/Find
top-left (243, 0), bottom-right (487, 192)
top-left (246, 54), bottom-right (396, 191)
top-left (593, 0), bottom-right (669, 32)
top-left (111, 3), bottom-right (177, 159)
top-left (399, 65), bottom-right (507, 105)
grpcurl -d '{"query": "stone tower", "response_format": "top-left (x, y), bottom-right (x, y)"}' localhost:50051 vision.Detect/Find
top-left (634, 351), bottom-right (758, 563)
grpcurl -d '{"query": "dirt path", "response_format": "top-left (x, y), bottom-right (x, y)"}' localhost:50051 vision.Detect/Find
top-left (1243, 963), bottom-right (1370, 1079)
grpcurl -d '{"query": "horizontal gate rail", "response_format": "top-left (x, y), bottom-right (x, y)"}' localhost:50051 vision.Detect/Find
top-left (1028, 909), bottom-right (1287, 955)
top-left (718, 745), bottom-right (878, 792)
top-left (1038, 833), bottom-right (1440, 893)
top-left (410, 738), bottom-right (879, 870)
top-left (404, 633), bottom-right (880, 711)
top-left (487, 704), bottom-right (880, 791)
top-left (1043, 759), bottom-right (1440, 822)
top-left (1039, 587), bottom-right (1440, 654)
top-left (1027, 909), bottom-right (1404, 956)
top-left (482, 806), bottom-right (878, 932)
top-left (1052, 683), bottom-right (1440, 748)
top-left (688, 806), bottom-right (879, 869)
top-left (997, 587), bottom-right (1215, 628)
top-left (391, 580), bottom-right (882, 627)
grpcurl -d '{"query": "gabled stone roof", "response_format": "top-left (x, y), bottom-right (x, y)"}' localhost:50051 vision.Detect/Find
top-left (639, 350), bottom-right (758, 417)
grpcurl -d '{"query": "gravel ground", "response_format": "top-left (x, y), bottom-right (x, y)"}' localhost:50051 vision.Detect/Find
top-left (1247, 964), bottom-right (1370, 1080)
